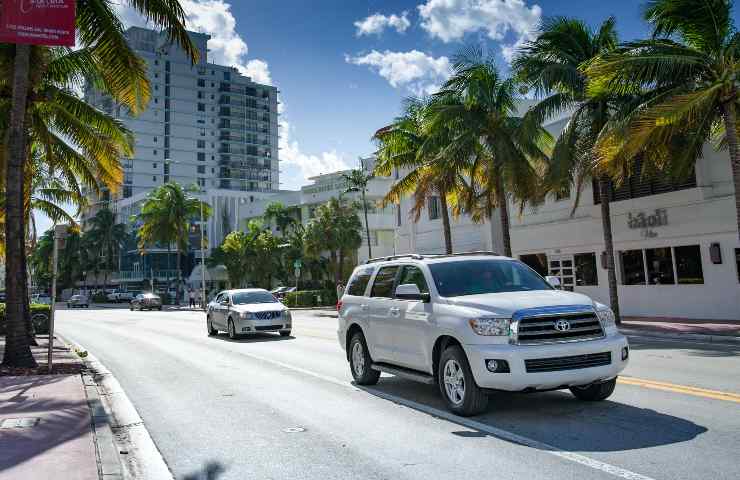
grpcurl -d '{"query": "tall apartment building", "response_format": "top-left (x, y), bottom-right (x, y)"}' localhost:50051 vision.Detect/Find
top-left (84, 26), bottom-right (279, 205)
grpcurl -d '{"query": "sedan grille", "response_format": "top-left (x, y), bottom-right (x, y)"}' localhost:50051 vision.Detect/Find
top-left (525, 352), bottom-right (612, 373)
top-left (254, 311), bottom-right (282, 320)
top-left (254, 325), bottom-right (283, 331)
top-left (513, 306), bottom-right (604, 345)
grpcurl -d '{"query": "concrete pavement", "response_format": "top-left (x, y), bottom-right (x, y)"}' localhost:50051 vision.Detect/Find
top-left (57, 308), bottom-right (740, 480)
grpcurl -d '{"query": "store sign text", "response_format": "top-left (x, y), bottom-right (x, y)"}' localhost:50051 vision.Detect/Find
top-left (627, 209), bottom-right (668, 238)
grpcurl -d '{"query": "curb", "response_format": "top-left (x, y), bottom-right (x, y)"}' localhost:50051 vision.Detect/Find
top-left (620, 327), bottom-right (740, 345)
top-left (58, 333), bottom-right (174, 480)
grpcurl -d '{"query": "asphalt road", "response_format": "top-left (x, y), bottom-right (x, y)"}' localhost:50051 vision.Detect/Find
top-left (57, 307), bottom-right (740, 480)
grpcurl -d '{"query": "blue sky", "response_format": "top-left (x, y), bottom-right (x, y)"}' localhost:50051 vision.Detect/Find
top-left (36, 0), bottom-right (739, 234)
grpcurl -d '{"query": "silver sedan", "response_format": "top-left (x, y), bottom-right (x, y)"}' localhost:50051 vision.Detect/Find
top-left (206, 289), bottom-right (292, 340)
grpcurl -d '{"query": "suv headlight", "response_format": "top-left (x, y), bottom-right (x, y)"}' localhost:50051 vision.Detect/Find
top-left (595, 308), bottom-right (616, 328)
top-left (469, 317), bottom-right (510, 336)
top-left (240, 312), bottom-right (254, 319)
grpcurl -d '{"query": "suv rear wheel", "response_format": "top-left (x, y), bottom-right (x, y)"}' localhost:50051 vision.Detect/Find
top-left (438, 345), bottom-right (488, 416)
top-left (569, 378), bottom-right (616, 401)
top-left (349, 332), bottom-right (380, 385)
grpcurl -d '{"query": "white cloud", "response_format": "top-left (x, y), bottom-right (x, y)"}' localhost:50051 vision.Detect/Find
top-left (354, 11), bottom-right (411, 36)
top-left (278, 116), bottom-right (350, 190)
top-left (417, 0), bottom-right (541, 61)
top-left (346, 50), bottom-right (451, 96)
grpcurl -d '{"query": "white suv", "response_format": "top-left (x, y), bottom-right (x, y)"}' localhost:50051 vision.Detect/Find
top-left (337, 253), bottom-right (629, 416)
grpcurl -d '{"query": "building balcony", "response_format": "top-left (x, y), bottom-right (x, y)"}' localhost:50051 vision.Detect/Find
top-left (111, 269), bottom-right (182, 283)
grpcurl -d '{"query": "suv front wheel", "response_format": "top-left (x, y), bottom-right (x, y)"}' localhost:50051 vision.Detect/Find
top-left (438, 345), bottom-right (488, 416)
top-left (349, 332), bottom-right (380, 385)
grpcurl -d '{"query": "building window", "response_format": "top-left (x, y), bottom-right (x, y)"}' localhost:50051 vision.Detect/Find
top-left (620, 250), bottom-right (646, 285)
top-left (198, 103), bottom-right (205, 112)
top-left (197, 91), bottom-right (203, 99)
top-left (153, 163), bottom-right (157, 169)
top-left (153, 136), bottom-right (157, 143)
top-left (198, 79), bottom-right (205, 87)
top-left (154, 85), bottom-right (159, 91)
top-left (164, 149), bottom-right (170, 159)
top-left (573, 253), bottom-right (598, 286)
top-left (200, 129), bottom-right (206, 137)
top-left (520, 254), bottom-right (548, 277)
top-left (593, 156), bottom-right (696, 204)
top-left (675, 245), bottom-right (704, 284)
top-left (154, 98), bottom-right (158, 104)
top-left (197, 165), bottom-right (205, 174)
top-left (224, 71), bottom-right (231, 81)
top-left (197, 178), bottom-right (205, 187)
top-left (646, 247), bottom-right (675, 284)
top-left (153, 176), bottom-right (157, 182)
top-left (197, 140), bottom-right (206, 148)
top-left (197, 152), bottom-right (205, 161)
top-left (428, 196), bottom-right (441, 220)
top-left (153, 150), bottom-right (157, 155)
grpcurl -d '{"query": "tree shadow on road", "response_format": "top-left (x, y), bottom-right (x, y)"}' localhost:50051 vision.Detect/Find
top-left (358, 377), bottom-right (707, 453)
top-left (182, 460), bottom-right (227, 480)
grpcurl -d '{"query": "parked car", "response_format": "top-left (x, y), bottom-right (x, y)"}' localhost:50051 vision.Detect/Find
top-left (206, 288), bottom-right (291, 340)
top-left (130, 293), bottom-right (162, 311)
top-left (107, 290), bottom-right (137, 303)
top-left (67, 294), bottom-right (90, 309)
top-left (337, 252), bottom-right (628, 416)
top-left (270, 286), bottom-right (296, 300)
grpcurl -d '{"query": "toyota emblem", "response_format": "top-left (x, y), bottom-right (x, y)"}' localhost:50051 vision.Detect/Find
top-left (554, 319), bottom-right (571, 332)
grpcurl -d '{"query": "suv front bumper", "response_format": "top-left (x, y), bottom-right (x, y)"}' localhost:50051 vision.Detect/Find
top-left (463, 333), bottom-right (629, 391)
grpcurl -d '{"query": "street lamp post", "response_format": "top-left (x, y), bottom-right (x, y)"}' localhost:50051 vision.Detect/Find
top-left (200, 192), bottom-right (206, 310)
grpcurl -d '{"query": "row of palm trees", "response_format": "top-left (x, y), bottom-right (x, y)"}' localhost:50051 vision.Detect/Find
top-left (2, 0), bottom-right (198, 367)
top-left (375, 0), bottom-right (740, 323)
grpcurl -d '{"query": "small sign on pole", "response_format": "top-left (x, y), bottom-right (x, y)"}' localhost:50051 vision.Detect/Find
top-left (0, 0), bottom-right (76, 47)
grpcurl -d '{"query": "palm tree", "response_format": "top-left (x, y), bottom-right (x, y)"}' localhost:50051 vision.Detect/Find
top-left (512, 17), bottom-right (626, 320)
top-left (304, 197), bottom-right (362, 284)
top-left (1, 46), bottom-right (137, 367)
top-left (137, 183), bottom-right (211, 304)
top-left (586, 0), bottom-right (740, 244)
top-left (263, 202), bottom-right (298, 235)
top-left (374, 97), bottom-right (468, 254)
top-left (342, 167), bottom-right (374, 258)
top-left (87, 208), bottom-right (126, 291)
top-left (432, 48), bottom-right (552, 257)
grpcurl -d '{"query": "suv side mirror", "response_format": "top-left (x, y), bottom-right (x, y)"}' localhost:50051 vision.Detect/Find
top-left (545, 275), bottom-right (561, 289)
top-left (395, 284), bottom-right (431, 302)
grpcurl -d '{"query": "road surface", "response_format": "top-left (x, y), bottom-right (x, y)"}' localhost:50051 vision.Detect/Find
top-left (57, 307), bottom-right (740, 480)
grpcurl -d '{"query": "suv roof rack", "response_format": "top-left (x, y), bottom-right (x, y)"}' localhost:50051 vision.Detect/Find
top-left (365, 254), bottom-right (424, 264)
top-left (364, 251), bottom-right (500, 264)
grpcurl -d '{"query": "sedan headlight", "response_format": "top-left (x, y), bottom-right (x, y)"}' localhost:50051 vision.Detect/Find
top-left (469, 317), bottom-right (510, 336)
top-left (239, 311), bottom-right (254, 319)
top-left (282, 310), bottom-right (292, 321)
top-left (595, 308), bottom-right (616, 328)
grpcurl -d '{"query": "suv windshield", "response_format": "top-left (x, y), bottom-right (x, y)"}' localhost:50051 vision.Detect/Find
top-left (232, 291), bottom-right (277, 305)
top-left (429, 259), bottom-right (552, 297)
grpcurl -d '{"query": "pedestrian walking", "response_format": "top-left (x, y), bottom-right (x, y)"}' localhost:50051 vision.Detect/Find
top-left (336, 282), bottom-right (344, 300)
top-left (189, 288), bottom-right (196, 309)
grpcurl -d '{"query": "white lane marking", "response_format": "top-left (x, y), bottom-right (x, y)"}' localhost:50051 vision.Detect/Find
top-left (232, 350), bottom-right (656, 480)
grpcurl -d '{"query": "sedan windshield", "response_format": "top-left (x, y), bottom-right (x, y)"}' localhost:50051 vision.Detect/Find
top-left (232, 291), bottom-right (277, 305)
top-left (429, 259), bottom-right (552, 297)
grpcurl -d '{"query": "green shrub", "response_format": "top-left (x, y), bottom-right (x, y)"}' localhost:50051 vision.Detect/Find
top-left (0, 303), bottom-right (52, 335)
top-left (91, 292), bottom-right (108, 303)
top-left (284, 289), bottom-right (337, 308)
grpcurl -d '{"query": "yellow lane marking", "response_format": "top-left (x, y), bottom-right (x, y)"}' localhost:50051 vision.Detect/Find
top-left (618, 376), bottom-right (740, 403)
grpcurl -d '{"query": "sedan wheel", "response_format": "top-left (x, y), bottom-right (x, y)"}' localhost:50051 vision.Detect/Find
top-left (207, 317), bottom-right (217, 336)
top-left (228, 318), bottom-right (237, 340)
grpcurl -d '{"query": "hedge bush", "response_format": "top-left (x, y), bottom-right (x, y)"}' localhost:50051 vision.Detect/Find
top-left (283, 290), bottom-right (337, 308)
top-left (0, 303), bottom-right (52, 335)
top-left (91, 292), bottom-right (108, 303)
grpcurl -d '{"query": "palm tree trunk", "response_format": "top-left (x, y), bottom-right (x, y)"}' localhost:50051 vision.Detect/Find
top-left (338, 249), bottom-right (345, 283)
top-left (721, 101), bottom-right (740, 244)
top-left (22, 253), bottom-right (37, 346)
top-left (439, 189), bottom-right (453, 254)
top-left (496, 175), bottom-right (512, 257)
top-left (598, 177), bottom-right (621, 324)
top-left (361, 188), bottom-right (372, 259)
top-left (2, 45), bottom-right (36, 368)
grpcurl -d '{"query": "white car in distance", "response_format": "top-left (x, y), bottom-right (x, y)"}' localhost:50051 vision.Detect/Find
top-left (207, 289), bottom-right (292, 340)
top-left (338, 253), bottom-right (629, 416)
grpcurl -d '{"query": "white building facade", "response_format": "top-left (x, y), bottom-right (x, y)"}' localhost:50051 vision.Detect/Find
top-left (394, 128), bottom-right (740, 321)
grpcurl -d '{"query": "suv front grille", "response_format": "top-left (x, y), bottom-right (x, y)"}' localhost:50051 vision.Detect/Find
top-left (525, 352), bottom-right (611, 373)
top-left (254, 311), bottom-right (282, 320)
top-left (514, 308), bottom-right (604, 345)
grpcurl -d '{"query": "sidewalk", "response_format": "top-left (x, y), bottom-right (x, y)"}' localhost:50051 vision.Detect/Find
top-left (620, 316), bottom-right (740, 343)
top-left (0, 336), bottom-right (98, 480)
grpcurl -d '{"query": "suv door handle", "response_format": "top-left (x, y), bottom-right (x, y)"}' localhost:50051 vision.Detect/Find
top-left (389, 307), bottom-right (400, 316)
top-left (360, 304), bottom-right (369, 311)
